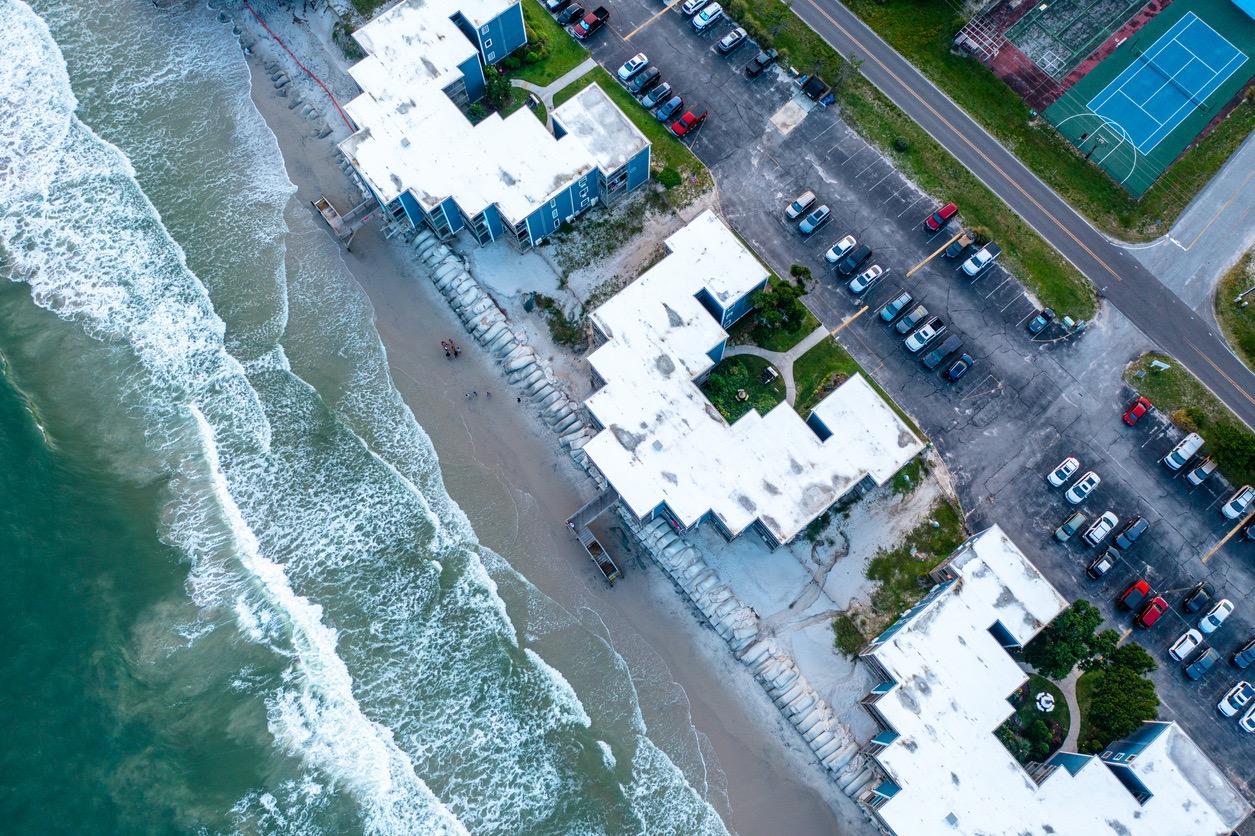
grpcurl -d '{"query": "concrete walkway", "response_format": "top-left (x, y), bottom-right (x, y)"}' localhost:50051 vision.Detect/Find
top-left (725, 325), bottom-right (830, 406)
top-left (1060, 668), bottom-right (1082, 753)
top-left (509, 57), bottom-right (597, 110)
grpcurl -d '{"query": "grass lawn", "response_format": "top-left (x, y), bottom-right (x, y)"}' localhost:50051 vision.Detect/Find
top-left (865, 499), bottom-right (966, 621)
top-left (1124, 352), bottom-right (1255, 487)
top-left (552, 67), bottom-right (712, 201)
top-left (727, 279), bottom-right (821, 352)
top-left (792, 337), bottom-right (923, 438)
top-left (700, 355), bottom-right (786, 423)
top-left (1214, 251), bottom-right (1255, 372)
top-left (718, 0), bottom-right (1094, 317)
top-left (513, 0), bottom-right (590, 86)
top-left (1075, 669), bottom-right (1101, 753)
top-left (837, 0), bottom-right (1254, 243)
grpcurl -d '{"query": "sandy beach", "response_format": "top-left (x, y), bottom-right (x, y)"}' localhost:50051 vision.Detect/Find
top-left (240, 18), bottom-right (871, 836)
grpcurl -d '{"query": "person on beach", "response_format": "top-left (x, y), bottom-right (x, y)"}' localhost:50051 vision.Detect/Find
top-left (486, 391), bottom-right (491, 400)
top-left (450, 339), bottom-right (461, 358)
top-left (442, 340), bottom-right (451, 358)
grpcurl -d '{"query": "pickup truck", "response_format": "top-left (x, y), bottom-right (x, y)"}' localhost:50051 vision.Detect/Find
top-left (572, 6), bottom-right (609, 38)
top-left (960, 242), bottom-right (1001, 277)
top-left (944, 230), bottom-right (973, 258)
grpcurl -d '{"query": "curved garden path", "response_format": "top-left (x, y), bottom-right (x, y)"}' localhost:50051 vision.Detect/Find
top-left (724, 325), bottom-right (830, 407)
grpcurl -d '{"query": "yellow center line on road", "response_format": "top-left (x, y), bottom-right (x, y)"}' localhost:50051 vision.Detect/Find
top-left (1184, 337), bottom-right (1255, 409)
top-left (831, 305), bottom-right (870, 335)
top-left (624, 0), bottom-right (682, 42)
top-left (907, 229), bottom-right (965, 277)
top-left (797, 0), bottom-right (1126, 285)
top-left (1201, 509), bottom-right (1254, 564)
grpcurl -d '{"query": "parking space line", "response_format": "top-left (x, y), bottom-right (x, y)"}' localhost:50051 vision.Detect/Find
top-left (830, 305), bottom-right (870, 335)
top-left (983, 276), bottom-right (1012, 300)
top-left (623, 0), bottom-right (683, 41)
top-left (897, 196), bottom-right (928, 218)
top-left (1201, 511), bottom-right (1254, 563)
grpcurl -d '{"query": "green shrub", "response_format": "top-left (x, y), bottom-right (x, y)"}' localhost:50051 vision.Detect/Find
top-left (892, 136), bottom-right (909, 153)
top-left (657, 167), bottom-right (682, 189)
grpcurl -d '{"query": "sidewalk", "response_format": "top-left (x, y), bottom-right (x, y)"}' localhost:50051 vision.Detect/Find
top-left (725, 325), bottom-right (830, 406)
top-left (510, 57), bottom-right (597, 112)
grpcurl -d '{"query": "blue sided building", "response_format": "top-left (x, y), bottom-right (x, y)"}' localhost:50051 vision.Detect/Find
top-left (339, 0), bottom-right (651, 249)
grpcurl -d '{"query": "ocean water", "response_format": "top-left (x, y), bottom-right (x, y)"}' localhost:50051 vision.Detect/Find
top-left (0, 1), bottom-right (729, 833)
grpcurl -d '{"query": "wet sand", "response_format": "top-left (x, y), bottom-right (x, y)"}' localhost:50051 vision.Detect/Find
top-left (245, 46), bottom-right (864, 836)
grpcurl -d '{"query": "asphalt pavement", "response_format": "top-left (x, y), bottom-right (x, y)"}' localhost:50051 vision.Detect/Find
top-left (787, 0), bottom-right (1255, 432)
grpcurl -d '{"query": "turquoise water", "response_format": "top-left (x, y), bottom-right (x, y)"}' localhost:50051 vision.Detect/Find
top-left (0, 0), bottom-right (727, 832)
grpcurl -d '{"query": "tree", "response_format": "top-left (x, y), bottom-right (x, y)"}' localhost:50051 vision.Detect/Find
top-left (1024, 600), bottom-right (1105, 679)
top-left (1023, 718), bottom-right (1054, 762)
top-left (996, 725), bottom-right (1030, 762)
top-left (483, 68), bottom-right (514, 113)
top-left (1081, 666), bottom-right (1159, 752)
top-left (1106, 642), bottom-right (1157, 676)
top-left (750, 283), bottom-right (807, 332)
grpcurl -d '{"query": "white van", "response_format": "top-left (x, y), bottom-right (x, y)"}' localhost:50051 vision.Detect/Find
top-left (1162, 432), bottom-right (1204, 470)
top-left (691, 2), bottom-right (723, 30)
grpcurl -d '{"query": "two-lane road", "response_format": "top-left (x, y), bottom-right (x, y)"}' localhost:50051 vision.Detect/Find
top-left (792, 0), bottom-right (1255, 428)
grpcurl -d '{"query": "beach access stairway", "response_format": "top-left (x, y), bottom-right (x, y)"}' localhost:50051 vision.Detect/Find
top-left (407, 226), bottom-right (885, 806)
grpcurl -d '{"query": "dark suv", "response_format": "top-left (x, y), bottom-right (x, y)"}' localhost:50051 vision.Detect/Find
top-left (836, 244), bottom-right (872, 276)
top-left (1112, 516), bottom-right (1148, 551)
top-left (1233, 637), bottom-right (1255, 670)
top-left (1183, 581), bottom-right (1213, 614)
top-left (744, 48), bottom-right (779, 78)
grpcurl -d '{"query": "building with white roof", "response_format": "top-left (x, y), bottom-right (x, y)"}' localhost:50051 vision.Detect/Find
top-left (339, 0), bottom-right (651, 248)
top-left (857, 525), bottom-right (1251, 835)
top-left (581, 210), bottom-right (924, 548)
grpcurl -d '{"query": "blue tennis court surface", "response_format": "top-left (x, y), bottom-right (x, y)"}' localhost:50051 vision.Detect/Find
top-left (1087, 12), bottom-right (1248, 153)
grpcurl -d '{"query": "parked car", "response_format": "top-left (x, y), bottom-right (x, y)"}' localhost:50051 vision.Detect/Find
top-left (1083, 511), bottom-right (1118, 546)
top-left (943, 354), bottom-right (974, 382)
top-left (556, 3), bottom-right (584, 24)
top-left (879, 291), bottom-right (912, 323)
top-left (1221, 485), bottom-right (1254, 519)
top-left (572, 5), bottom-right (609, 38)
top-left (1111, 516), bottom-right (1147, 551)
top-left (1026, 308), bottom-right (1055, 335)
top-left (617, 53), bottom-right (649, 81)
top-left (640, 82), bottom-right (672, 109)
top-left (1136, 596), bottom-right (1169, 628)
top-left (961, 243), bottom-right (1000, 276)
top-left (1218, 681), bottom-right (1254, 717)
top-left (654, 95), bottom-right (684, 122)
top-left (1162, 432), bottom-right (1203, 470)
top-left (1046, 456), bottom-right (1080, 488)
top-left (894, 304), bottom-right (928, 336)
top-left (798, 205), bottom-right (831, 235)
top-left (691, 2), bottom-right (723, 31)
top-left (785, 190), bottom-right (816, 220)
top-left (1244, 520), bottom-right (1255, 541)
top-left (668, 110), bottom-right (707, 137)
top-left (1183, 581), bottom-right (1213, 614)
top-left (744, 48), bottom-right (779, 78)
top-left (904, 317), bottom-right (945, 353)
top-left (1198, 599), bottom-right (1234, 634)
top-left (801, 75), bottom-right (830, 100)
top-left (1087, 551), bottom-right (1115, 579)
top-left (680, 0), bottom-right (706, 14)
top-left (1186, 647), bottom-right (1222, 680)
top-left (1233, 637), bottom-right (1255, 670)
top-left (1236, 699), bottom-right (1255, 731)
top-left (1186, 458), bottom-right (1217, 486)
top-left (923, 202), bottom-right (958, 232)
top-left (716, 27), bottom-right (747, 54)
top-left (836, 244), bottom-right (872, 276)
top-left (1118, 579), bottom-right (1150, 610)
top-left (628, 66), bottom-right (661, 94)
top-left (848, 264), bottom-right (884, 295)
top-left (823, 234), bottom-right (857, 264)
top-left (1169, 628), bottom-right (1203, 661)
top-left (922, 335), bottom-right (963, 371)
top-left (544, 0), bottom-right (570, 11)
top-left (1123, 396), bottom-right (1152, 426)
top-left (1065, 471), bottom-right (1100, 504)
top-left (1055, 511), bottom-right (1088, 543)
top-left (944, 230), bottom-right (974, 258)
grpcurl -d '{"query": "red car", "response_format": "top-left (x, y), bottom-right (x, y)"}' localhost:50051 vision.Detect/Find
top-left (924, 202), bottom-right (958, 232)
top-left (1118, 579), bottom-right (1150, 610)
top-left (669, 110), bottom-right (707, 138)
top-left (1135, 596), bottom-right (1169, 628)
top-left (1123, 396), bottom-right (1152, 426)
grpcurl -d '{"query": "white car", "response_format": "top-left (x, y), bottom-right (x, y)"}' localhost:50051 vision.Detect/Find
top-left (1047, 456), bottom-right (1079, 488)
top-left (1218, 681), bottom-right (1254, 717)
top-left (785, 190), bottom-right (816, 220)
top-left (904, 318), bottom-right (944, 353)
top-left (1221, 485), bottom-right (1254, 520)
top-left (1198, 599), bottom-right (1234, 634)
top-left (1082, 511), bottom-right (1118, 546)
top-left (1065, 471), bottom-right (1100, 505)
top-left (848, 264), bottom-right (884, 295)
top-left (1242, 703), bottom-right (1255, 733)
top-left (617, 53), bottom-right (649, 81)
top-left (691, 2), bottom-right (723, 31)
top-left (824, 234), bottom-right (857, 264)
top-left (1169, 628), bottom-right (1203, 662)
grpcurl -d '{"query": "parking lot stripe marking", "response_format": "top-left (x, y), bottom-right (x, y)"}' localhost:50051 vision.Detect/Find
top-left (897, 196), bottom-right (928, 218)
top-left (1201, 510), bottom-right (1254, 564)
top-left (906, 230), bottom-right (965, 277)
top-left (983, 276), bottom-right (1011, 299)
top-left (623, 0), bottom-right (682, 41)
top-left (830, 305), bottom-right (870, 335)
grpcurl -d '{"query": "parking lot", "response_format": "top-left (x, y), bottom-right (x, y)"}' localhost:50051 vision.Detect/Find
top-left (569, 0), bottom-right (1254, 795)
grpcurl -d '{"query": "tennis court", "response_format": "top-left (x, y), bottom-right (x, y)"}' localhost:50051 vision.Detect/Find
top-left (1043, 0), bottom-right (1255, 196)
top-left (1087, 13), bottom-right (1247, 153)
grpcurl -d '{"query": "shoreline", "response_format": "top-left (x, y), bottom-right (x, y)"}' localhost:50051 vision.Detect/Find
top-left (239, 20), bottom-right (871, 836)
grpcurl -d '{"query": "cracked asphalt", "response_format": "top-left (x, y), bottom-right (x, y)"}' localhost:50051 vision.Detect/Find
top-left (579, 0), bottom-right (1255, 800)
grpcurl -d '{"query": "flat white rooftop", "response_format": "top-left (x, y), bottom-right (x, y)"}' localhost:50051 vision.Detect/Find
top-left (583, 211), bottom-right (923, 544)
top-left (865, 526), bottom-right (1251, 836)
top-left (340, 0), bottom-right (647, 223)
